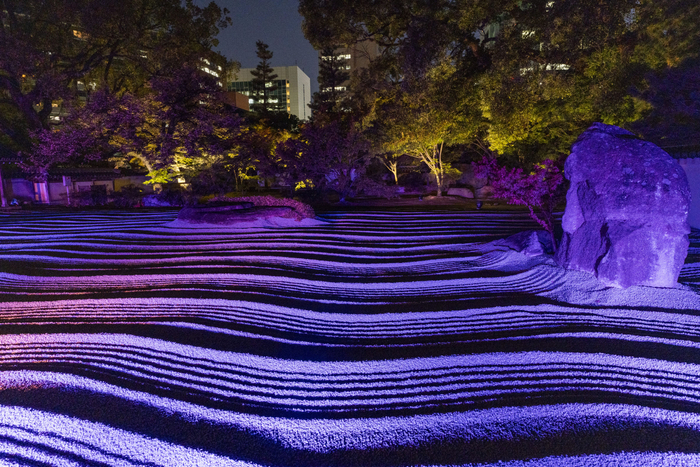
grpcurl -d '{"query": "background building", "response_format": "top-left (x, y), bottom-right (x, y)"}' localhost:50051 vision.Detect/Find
top-left (319, 40), bottom-right (381, 90)
top-left (229, 66), bottom-right (311, 120)
top-left (313, 40), bottom-right (381, 116)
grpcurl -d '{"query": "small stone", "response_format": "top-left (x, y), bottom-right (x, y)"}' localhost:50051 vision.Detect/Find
top-left (496, 230), bottom-right (554, 256)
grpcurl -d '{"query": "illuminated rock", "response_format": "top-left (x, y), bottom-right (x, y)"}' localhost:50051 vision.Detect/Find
top-left (143, 194), bottom-right (180, 207)
top-left (447, 187), bottom-right (474, 198)
top-left (475, 185), bottom-right (494, 199)
top-left (496, 230), bottom-right (554, 256)
top-left (556, 123), bottom-right (691, 288)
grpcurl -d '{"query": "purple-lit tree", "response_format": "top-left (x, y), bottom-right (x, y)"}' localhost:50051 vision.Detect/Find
top-left (276, 120), bottom-right (370, 201)
top-left (473, 156), bottom-right (565, 251)
top-left (25, 67), bottom-right (241, 185)
top-left (0, 0), bottom-right (232, 153)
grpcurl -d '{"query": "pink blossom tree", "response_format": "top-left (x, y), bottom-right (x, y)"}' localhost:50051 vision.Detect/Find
top-left (473, 156), bottom-right (565, 252)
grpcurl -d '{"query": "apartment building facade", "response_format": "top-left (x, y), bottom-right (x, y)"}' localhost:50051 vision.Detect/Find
top-left (229, 66), bottom-right (311, 121)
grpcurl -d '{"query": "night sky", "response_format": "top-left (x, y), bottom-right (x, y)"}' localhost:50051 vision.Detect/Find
top-left (194, 0), bottom-right (320, 93)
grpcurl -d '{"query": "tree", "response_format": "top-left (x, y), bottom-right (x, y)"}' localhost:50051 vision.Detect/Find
top-left (24, 67), bottom-right (241, 185)
top-left (369, 60), bottom-right (483, 196)
top-left (276, 120), bottom-right (370, 201)
top-left (250, 41), bottom-right (281, 114)
top-left (300, 0), bottom-right (700, 165)
top-left (0, 0), bottom-right (232, 153)
top-left (309, 46), bottom-right (350, 122)
top-left (631, 57), bottom-right (700, 147)
top-left (473, 155), bottom-right (565, 251)
top-left (378, 152), bottom-right (401, 185)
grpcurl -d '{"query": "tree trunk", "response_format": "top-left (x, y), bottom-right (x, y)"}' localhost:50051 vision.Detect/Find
top-left (134, 154), bottom-right (162, 193)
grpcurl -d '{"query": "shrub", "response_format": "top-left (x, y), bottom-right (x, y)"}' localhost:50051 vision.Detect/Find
top-left (69, 185), bottom-right (108, 207)
top-left (110, 184), bottom-right (144, 208)
top-left (353, 177), bottom-right (400, 199)
top-left (397, 171), bottom-right (425, 192)
top-left (210, 195), bottom-right (315, 220)
top-left (473, 156), bottom-right (565, 251)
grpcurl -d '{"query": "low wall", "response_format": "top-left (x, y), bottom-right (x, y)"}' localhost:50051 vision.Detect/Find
top-left (8, 179), bottom-right (34, 204)
top-left (115, 176), bottom-right (154, 192)
top-left (678, 158), bottom-right (700, 230)
top-left (3, 176), bottom-right (154, 206)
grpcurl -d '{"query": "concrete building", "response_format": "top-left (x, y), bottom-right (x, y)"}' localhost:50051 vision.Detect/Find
top-left (320, 40), bottom-right (381, 91)
top-left (229, 66), bottom-right (311, 121)
top-left (222, 91), bottom-right (250, 111)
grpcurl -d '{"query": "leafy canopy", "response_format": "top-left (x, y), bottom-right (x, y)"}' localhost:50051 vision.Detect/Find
top-left (0, 0), bottom-right (233, 152)
top-left (300, 0), bottom-right (700, 164)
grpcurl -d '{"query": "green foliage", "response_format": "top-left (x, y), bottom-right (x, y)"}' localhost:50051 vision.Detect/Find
top-left (300, 0), bottom-right (700, 166)
top-left (250, 41), bottom-right (281, 114)
top-left (367, 60), bottom-right (483, 195)
top-left (144, 168), bottom-right (174, 185)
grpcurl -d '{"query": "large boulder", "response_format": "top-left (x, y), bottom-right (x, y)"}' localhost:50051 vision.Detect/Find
top-left (557, 123), bottom-right (691, 288)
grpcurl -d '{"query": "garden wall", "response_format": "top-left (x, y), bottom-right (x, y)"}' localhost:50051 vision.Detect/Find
top-left (678, 157), bottom-right (700, 230)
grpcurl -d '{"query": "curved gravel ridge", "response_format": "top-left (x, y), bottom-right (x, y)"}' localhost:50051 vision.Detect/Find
top-left (1, 209), bottom-right (700, 465)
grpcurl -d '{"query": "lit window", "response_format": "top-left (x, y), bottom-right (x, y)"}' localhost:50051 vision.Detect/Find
top-left (545, 63), bottom-right (570, 71)
top-left (322, 53), bottom-right (351, 60)
top-left (322, 86), bottom-right (347, 92)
